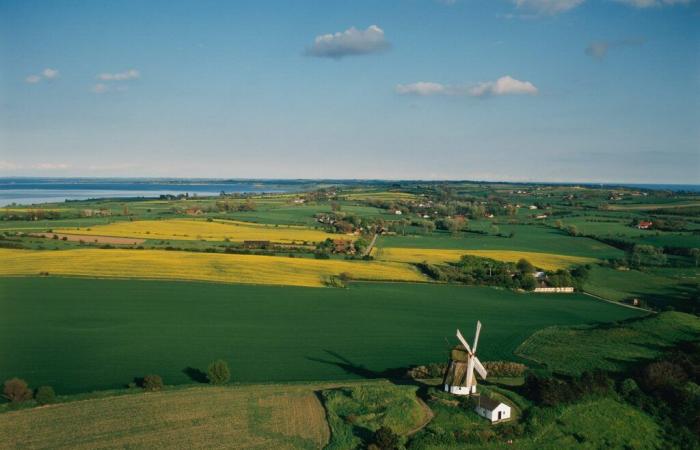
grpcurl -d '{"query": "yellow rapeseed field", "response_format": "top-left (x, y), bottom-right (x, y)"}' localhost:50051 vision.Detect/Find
top-left (375, 247), bottom-right (595, 271)
top-left (54, 218), bottom-right (342, 244)
top-left (0, 248), bottom-right (425, 287)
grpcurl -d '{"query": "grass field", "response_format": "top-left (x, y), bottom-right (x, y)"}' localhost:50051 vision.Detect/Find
top-left (54, 218), bottom-right (340, 244)
top-left (0, 382), bottom-right (374, 449)
top-left (584, 265), bottom-right (698, 311)
top-left (0, 277), bottom-right (644, 394)
top-left (521, 398), bottom-right (662, 450)
top-left (0, 248), bottom-right (424, 287)
top-left (378, 225), bottom-right (623, 259)
top-left (375, 247), bottom-right (595, 271)
top-left (515, 312), bottom-right (700, 375)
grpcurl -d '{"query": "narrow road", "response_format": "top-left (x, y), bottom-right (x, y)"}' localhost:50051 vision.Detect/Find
top-left (362, 233), bottom-right (378, 257)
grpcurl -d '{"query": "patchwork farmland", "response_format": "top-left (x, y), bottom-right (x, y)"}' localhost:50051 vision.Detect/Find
top-left (1, 180), bottom-right (698, 449)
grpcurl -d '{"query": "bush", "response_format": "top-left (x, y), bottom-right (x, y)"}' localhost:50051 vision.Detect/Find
top-left (35, 386), bottom-right (56, 405)
top-left (370, 426), bottom-right (400, 450)
top-left (483, 361), bottom-right (527, 377)
top-left (142, 374), bottom-right (164, 392)
top-left (207, 359), bottom-right (231, 385)
top-left (3, 378), bottom-right (33, 403)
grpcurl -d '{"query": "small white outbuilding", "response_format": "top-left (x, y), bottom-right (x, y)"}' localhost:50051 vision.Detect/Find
top-left (474, 396), bottom-right (511, 423)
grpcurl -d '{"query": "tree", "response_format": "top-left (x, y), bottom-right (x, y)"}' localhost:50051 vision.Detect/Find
top-left (3, 378), bottom-right (32, 403)
top-left (565, 225), bottom-right (578, 237)
top-left (516, 258), bottom-right (535, 274)
top-left (519, 275), bottom-right (537, 291)
top-left (330, 201), bottom-right (341, 212)
top-left (629, 244), bottom-right (667, 268)
top-left (640, 361), bottom-right (687, 391)
top-left (142, 374), bottom-right (164, 392)
top-left (690, 248), bottom-right (700, 267)
top-left (35, 386), bottom-right (56, 405)
top-left (370, 426), bottom-right (400, 450)
top-left (207, 359), bottom-right (231, 385)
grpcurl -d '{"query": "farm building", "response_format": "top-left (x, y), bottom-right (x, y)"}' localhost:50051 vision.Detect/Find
top-left (637, 221), bottom-right (653, 230)
top-left (474, 396), bottom-right (511, 423)
top-left (333, 239), bottom-right (355, 254)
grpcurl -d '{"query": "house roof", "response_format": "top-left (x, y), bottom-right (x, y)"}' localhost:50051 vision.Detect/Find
top-left (477, 395), bottom-right (504, 411)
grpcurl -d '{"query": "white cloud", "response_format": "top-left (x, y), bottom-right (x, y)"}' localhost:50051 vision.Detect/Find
top-left (396, 76), bottom-right (538, 98)
top-left (395, 82), bottom-right (448, 96)
top-left (306, 25), bottom-right (389, 59)
top-left (614, 0), bottom-right (692, 6)
top-left (42, 68), bottom-right (59, 79)
top-left (512, 0), bottom-right (585, 14)
top-left (25, 68), bottom-right (59, 84)
top-left (470, 76), bottom-right (539, 97)
top-left (97, 69), bottom-right (140, 81)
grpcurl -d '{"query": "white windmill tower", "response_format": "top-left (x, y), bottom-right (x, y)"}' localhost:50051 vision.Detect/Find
top-left (443, 321), bottom-right (488, 395)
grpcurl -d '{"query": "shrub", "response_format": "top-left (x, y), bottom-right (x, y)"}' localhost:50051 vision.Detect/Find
top-left (142, 374), bottom-right (164, 392)
top-left (640, 361), bottom-right (688, 391)
top-left (35, 386), bottom-right (56, 405)
top-left (483, 361), bottom-right (527, 377)
top-left (207, 359), bottom-right (231, 385)
top-left (370, 426), bottom-right (400, 450)
top-left (3, 378), bottom-right (33, 403)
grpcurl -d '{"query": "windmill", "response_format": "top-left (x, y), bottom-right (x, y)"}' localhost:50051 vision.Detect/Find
top-left (443, 321), bottom-right (488, 395)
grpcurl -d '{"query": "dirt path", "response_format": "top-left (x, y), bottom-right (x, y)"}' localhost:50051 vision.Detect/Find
top-left (31, 233), bottom-right (145, 245)
top-left (582, 292), bottom-right (654, 313)
top-left (362, 233), bottom-right (378, 257)
top-left (406, 397), bottom-right (435, 436)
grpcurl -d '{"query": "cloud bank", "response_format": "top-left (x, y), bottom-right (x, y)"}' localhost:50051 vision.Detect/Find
top-left (396, 76), bottom-right (538, 98)
top-left (306, 25), bottom-right (389, 59)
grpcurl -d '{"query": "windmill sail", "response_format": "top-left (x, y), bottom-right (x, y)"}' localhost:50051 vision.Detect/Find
top-left (473, 356), bottom-right (487, 379)
top-left (445, 321), bottom-right (487, 396)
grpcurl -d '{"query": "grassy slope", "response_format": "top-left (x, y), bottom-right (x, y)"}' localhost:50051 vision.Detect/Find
top-left (0, 277), bottom-right (643, 394)
top-left (584, 265), bottom-right (698, 311)
top-left (410, 397), bottom-right (661, 450)
top-left (0, 382), bottom-right (377, 449)
top-left (516, 311), bottom-right (700, 375)
top-left (322, 382), bottom-right (431, 449)
top-left (521, 398), bottom-right (662, 450)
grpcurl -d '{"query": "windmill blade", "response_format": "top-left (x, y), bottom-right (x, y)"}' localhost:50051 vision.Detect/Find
top-left (456, 329), bottom-right (472, 354)
top-left (466, 356), bottom-right (475, 388)
top-left (473, 355), bottom-right (488, 380)
top-left (472, 321), bottom-right (482, 354)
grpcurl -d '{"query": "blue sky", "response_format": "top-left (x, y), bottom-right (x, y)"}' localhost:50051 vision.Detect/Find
top-left (1, 0), bottom-right (698, 182)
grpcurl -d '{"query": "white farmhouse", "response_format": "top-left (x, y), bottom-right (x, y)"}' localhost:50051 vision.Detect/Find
top-left (474, 396), bottom-right (511, 423)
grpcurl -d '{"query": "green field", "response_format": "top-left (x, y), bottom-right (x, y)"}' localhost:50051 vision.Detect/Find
top-left (515, 312), bottom-right (700, 375)
top-left (378, 225), bottom-right (623, 259)
top-left (0, 277), bottom-right (643, 394)
top-left (584, 265), bottom-right (698, 311)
